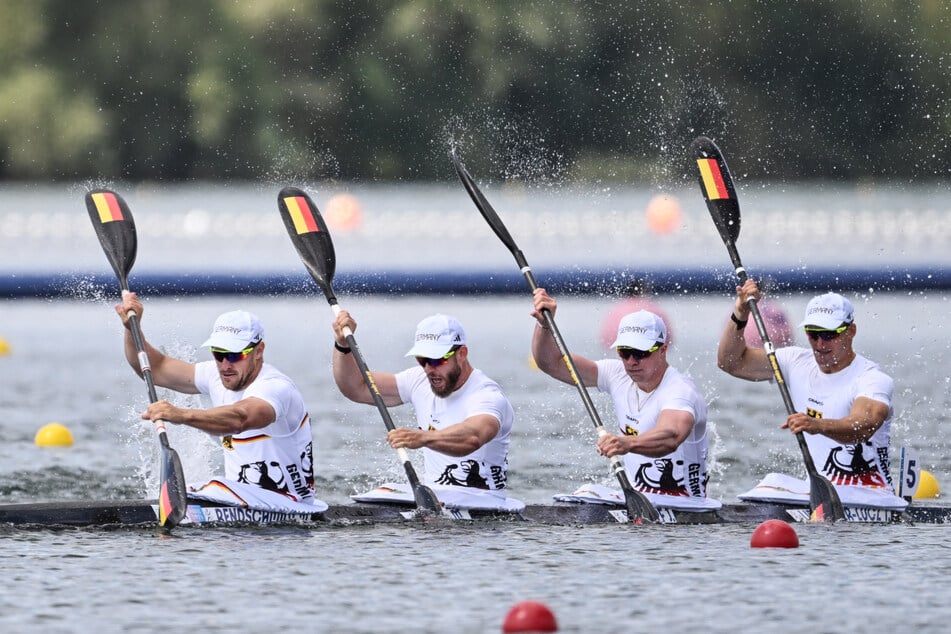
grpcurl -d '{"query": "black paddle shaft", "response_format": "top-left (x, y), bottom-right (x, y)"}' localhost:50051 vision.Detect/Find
top-left (84, 189), bottom-right (187, 528)
top-left (276, 186), bottom-right (442, 514)
top-left (691, 136), bottom-right (845, 521)
top-left (450, 150), bottom-right (660, 524)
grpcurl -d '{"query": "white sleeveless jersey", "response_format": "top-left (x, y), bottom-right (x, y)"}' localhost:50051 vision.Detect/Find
top-left (395, 367), bottom-right (514, 491)
top-left (595, 360), bottom-right (710, 498)
top-left (194, 361), bottom-right (316, 503)
top-left (775, 347), bottom-right (896, 491)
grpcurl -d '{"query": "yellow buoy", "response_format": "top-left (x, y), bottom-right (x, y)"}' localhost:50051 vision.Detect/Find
top-left (914, 469), bottom-right (940, 499)
top-left (0, 337), bottom-right (10, 356)
top-left (35, 422), bottom-right (74, 447)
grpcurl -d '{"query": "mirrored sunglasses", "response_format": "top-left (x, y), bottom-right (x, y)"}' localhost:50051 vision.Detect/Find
top-left (617, 344), bottom-right (661, 361)
top-left (416, 347), bottom-right (459, 368)
top-left (804, 323), bottom-right (850, 341)
top-left (211, 344), bottom-right (256, 363)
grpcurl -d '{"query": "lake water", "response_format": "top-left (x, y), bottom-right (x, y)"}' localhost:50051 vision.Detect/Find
top-left (2, 183), bottom-right (951, 633)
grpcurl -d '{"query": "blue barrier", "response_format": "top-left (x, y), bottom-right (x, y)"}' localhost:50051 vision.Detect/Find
top-left (3, 266), bottom-right (949, 298)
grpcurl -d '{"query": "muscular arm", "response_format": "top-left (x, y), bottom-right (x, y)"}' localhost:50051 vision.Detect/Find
top-left (142, 396), bottom-right (276, 435)
top-left (331, 310), bottom-right (402, 407)
top-left (116, 292), bottom-right (197, 394)
top-left (716, 281), bottom-right (773, 382)
top-left (388, 413), bottom-right (500, 457)
top-left (598, 409), bottom-right (694, 458)
top-left (530, 287), bottom-right (598, 387)
top-left (784, 396), bottom-right (889, 444)
top-left (331, 348), bottom-right (402, 407)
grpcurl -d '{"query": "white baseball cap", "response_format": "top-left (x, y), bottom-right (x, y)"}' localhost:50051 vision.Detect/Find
top-left (799, 293), bottom-right (855, 330)
top-left (405, 314), bottom-right (466, 359)
top-left (610, 310), bottom-right (667, 350)
top-left (201, 310), bottom-right (264, 351)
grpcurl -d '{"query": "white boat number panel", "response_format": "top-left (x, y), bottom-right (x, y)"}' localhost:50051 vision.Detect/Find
top-left (608, 508), bottom-right (677, 524)
top-left (785, 507), bottom-right (894, 523)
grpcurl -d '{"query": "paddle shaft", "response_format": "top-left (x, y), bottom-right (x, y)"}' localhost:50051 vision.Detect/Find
top-left (451, 152), bottom-right (657, 522)
top-left (726, 253), bottom-right (823, 478)
top-left (329, 302), bottom-right (423, 476)
top-left (691, 135), bottom-right (844, 520)
top-left (85, 188), bottom-right (187, 528)
top-left (521, 259), bottom-right (640, 488)
top-left (276, 186), bottom-right (440, 513)
top-left (122, 300), bottom-right (174, 447)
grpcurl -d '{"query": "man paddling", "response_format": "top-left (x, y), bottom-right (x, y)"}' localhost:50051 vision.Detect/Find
top-left (717, 280), bottom-right (906, 510)
top-left (332, 312), bottom-right (524, 512)
top-left (115, 293), bottom-right (326, 513)
top-left (531, 288), bottom-right (720, 511)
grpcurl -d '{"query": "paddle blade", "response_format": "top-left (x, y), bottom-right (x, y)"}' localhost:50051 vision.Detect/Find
top-left (809, 474), bottom-right (847, 522)
top-left (277, 187), bottom-right (337, 299)
top-left (157, 442), bottom-right (188, 528)
top-left (615, 464), bottom-right (661, 523)
top-left (449, 149), bottom-right (521, 257)
top-left (85, 189), bottom-right (137, 290)
top-left (690, 136), bottom-right (740, 245)
top-left (412, 484), bottom-right (443, 517)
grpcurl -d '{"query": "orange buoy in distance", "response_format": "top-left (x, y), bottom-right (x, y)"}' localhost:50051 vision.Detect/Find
top-left (750, 519), bottom-right (799, 548)
top-left (502, 601), bottom-right (558, 633)
top-left (645, 193), bottom-right (682, 234)
top-left (324, 193), bottom-right (363, 232)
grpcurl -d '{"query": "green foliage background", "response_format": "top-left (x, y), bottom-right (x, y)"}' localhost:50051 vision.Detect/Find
top-left (0, 0), bottom-right (947, 182)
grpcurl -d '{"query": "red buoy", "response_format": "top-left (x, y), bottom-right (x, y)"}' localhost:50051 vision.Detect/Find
top-left (750, 519), bottom-right (799, 548)
top-left (502, 601), bottom-right (558, 633)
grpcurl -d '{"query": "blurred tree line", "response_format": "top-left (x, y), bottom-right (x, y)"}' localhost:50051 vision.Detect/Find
top-left (0, 0), bottom-right (947, 183)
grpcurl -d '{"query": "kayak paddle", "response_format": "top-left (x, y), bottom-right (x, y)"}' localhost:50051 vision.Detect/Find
top-left (690, 135), bottom-right (846, 522)
top-left (85, 189), bottom-right (188, 529)
top-left (276, 186), bottom-right (443, 517)
top-left (450, 149), bottom-right (660, 524)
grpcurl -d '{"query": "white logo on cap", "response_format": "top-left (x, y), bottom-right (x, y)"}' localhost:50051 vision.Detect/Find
top-left (620, 326), bottom-right (649, 334)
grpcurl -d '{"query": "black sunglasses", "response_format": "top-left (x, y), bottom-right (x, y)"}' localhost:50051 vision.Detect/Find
top-left (617, 343), bottom-right (661, 360)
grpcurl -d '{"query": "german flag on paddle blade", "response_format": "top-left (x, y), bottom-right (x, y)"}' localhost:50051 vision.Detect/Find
top-left (90, 191), bottom-right (125, 223)
top-left (697, 157), bottom-right (731, 201)
top-left (158, 481), bottom-right (174, 526)
top-left (690, 136), bottom-right (737, 203)
top-left (283, 193), bottom-right (322, 235)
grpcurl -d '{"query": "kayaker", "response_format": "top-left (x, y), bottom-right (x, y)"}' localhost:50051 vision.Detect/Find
top-left (114, 293), bottom-right (326, 512)
top-left (332, 312), bottom-right (524, 511)
top-left (717, 280), bottom-right (906, 509)
top-left (531, 287), bottom-right (719, 511)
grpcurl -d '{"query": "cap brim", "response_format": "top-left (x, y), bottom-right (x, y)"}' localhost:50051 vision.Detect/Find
top-left (405, 342), bottom-right (454, 359)
top-left (201, 334), bottom-right (254, 351)
top-left (611, 334), bottom-right (659, 350)
top-left (798, 317), bottom-right (845, 330)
